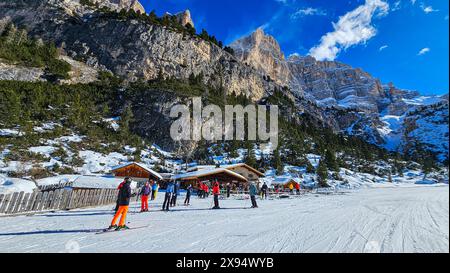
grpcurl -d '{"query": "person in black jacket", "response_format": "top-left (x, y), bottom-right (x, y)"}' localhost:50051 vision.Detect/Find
top-left (226, 183), bottom-right (231, 198)
top-left (261, 182), bottom-right (268, 199)
top-left (184, 184), bottom-right (192, 206)
top-left (109, 177), bottom-right (132, 230)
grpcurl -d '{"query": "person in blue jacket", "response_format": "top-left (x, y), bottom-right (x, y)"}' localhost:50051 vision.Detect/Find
top-left (151, 180), bottom-right (158, 201)
top-left (162, 180), bottom-right (174, 211)
top-left (170, 181), bottom-right (180, 207)
top-left (249, 182), bottom-right (258, 208)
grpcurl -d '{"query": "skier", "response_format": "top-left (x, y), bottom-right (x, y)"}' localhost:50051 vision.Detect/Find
top-left (162, 180), bottom-right (174, 211)
top-left (139, 181), bottom-right (151, 212)
top-left (151, 180), bottom-right (158, 201)
top-left (171, 181), bottom-right (180, 207)
top-left (212, 181), bottom-right (220, 209)
top-left (198, 181), bottom-right (204, 198)
top-left (184, 184), bottom-right (192, 206)
top-left (114, 178), bottom-right (127, 212)
top-left (289, 183), bottom-right (294, 194)
top-left (261, 182), bottom-right (268, 199)
top-left (226, 183), bottom-right (231, 198)
top-left (295, 182), bottom-right (300, 195)
top-left (109, 177), bottom-right (132, 230)
top-left (204, 183), bottom-right (209, 198)
top-left (249, 182), bottom-right (258, 208)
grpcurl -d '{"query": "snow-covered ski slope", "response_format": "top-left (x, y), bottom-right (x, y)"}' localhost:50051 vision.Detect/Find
top-left (0, 185), bottom-right (448, 253)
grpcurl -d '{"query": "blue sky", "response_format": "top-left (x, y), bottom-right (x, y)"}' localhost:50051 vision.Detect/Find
top-left (141, 0), bottom-right (449, 96)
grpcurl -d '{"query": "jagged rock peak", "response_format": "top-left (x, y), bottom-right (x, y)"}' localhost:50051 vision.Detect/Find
top-left (164, 10), bottom-right (195, 28)
top-left (58, 0), bottom-right (145, 13)
top-left (92, 0), bottom-right (145, 13)
top-left (231, 28), bottom-right (285, 61)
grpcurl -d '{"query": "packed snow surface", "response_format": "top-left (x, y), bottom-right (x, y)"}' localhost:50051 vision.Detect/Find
top-left (0, 174), bottom-right (36, 194)
top-left (0, 185), bottom-right (447, 253)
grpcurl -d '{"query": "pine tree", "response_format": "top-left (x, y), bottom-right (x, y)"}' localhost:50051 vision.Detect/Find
top-left (120, 103), bottom-right (134, 139)
top-left (306, 160), bottom-right (315, 174)
top-left (244, 141), bottom-right (257, 168)
top-left (316, 160), bottom-right (329, 188)
top-left (324, 149), bottom-right (339, 172)
top-left (272, 148), bottom-right (283, 175)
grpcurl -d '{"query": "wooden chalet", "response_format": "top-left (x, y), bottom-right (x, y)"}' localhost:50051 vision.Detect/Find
top-left (220, 164), bottom-right (265, 187)
top-left (271, 177), bottom-right (301, 189)
top-left (111, 162), bottom-right (162, 182)
top-left (171, 168), bottom-right (248, 188)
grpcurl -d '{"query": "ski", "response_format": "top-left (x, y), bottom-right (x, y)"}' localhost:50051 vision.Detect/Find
top-left (96, 225), bottom-right (150, 235)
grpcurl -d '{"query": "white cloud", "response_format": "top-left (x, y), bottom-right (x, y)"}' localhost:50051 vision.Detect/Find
top-left (392, 1), bottom-right (401, 11)
top-left (420, 3), bottom-right (439, 14)
top-left (309, 0), bottom-right (389, 61)
top-left (418, 47), bottom-right (430, 55)
top-left (411, 0), bottom-right (416, 5)
top-left (379, 45), bottom-right (388, 51)
top-left (291, 7), bottom-right (327, 19)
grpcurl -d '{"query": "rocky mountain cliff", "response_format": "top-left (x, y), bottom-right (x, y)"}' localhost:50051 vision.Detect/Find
top-left (0, 0), bottom-right (279, 100)
top-left (230, 28), bottom-right (448, 161)
top-left (0, 0), bottom-right (448, 163)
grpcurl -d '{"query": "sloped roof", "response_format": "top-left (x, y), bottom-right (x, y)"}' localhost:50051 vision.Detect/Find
top-left (271, 177), bottom-right (301, 185)
top-left (72, 176), bottom-right (137, 189)
top-left (172, 168), bottom-right (248, 182)
top-left (111, 162), bottom-right (163, 180)
top-left (220, 163), bottom-right (265, 177)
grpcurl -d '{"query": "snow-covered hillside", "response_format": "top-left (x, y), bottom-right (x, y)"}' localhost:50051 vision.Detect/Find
top-left (0, 185), bottom-right (447, 253)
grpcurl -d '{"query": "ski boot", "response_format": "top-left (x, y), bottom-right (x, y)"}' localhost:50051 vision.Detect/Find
top-left (107, 225), bottom-right (118, 230)
top-left (115, 225), bottom-right (130, 231)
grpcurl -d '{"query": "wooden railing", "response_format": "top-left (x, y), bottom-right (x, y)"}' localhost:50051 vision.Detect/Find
top-left (0, 188), bottom-right (119, 216)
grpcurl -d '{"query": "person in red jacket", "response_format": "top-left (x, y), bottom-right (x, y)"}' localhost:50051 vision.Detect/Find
top-left (203, 183), bottom-right (209, 198)
top-left (212, 181), bottom-right (220, 209)
top-left (295, 182), bottom-right (300, 195)
top-left (198, 181), bottom-right (204, 198)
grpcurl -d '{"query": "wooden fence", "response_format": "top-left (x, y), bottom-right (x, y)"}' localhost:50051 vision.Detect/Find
top-left (38, 182), bottom-right (74, 192)
top-left (0, 188), bottom-right (119, 216)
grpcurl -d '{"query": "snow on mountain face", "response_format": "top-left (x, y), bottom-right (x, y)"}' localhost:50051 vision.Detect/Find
top-left (402, 102), bottom-right (449, 162)
top-left (230, 29), bottom-right (448, 161)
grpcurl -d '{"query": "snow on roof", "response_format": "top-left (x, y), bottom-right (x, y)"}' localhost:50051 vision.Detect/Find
top-left (220, 163), bottom-right (265, 177)
top-left (72, 176), bottom-right (136, 189)
top-left (172, 168), bottom-right (248, 182)
top-left (111, 162), bottom-right (163, 180)
top-left (271, 177), bottom-right (301, 185)
top-left (36, 175), bottom-right (80, 187)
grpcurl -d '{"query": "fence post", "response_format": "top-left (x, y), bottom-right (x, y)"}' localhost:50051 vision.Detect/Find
top-left (0, 194), bottom-right (5, 213)
top-left (51, 189), bottom-right (62, 210)
top-left (37, 191), bottom-right (48, 211)
top-left (32, 192), bottom-right (43, 211)
top-left (60, 190), bottom-right (70, 210)
top-left (26, 191), bottom-right (36, 212)
top-left (6, 192), bottom-right (19, 214)
top-left (19, 192), bottom-right (30, 213)
top-left (0, 193), bottom-right (11, 214)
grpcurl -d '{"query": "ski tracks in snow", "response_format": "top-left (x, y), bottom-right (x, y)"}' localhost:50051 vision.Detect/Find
top-left (0, 185), bottom-right (448, 253)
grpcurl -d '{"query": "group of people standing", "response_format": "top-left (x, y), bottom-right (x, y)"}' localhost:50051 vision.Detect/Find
top-left (197, 182), bottom-right (209, 198)
top-left (137, 180), bottom-right (159, 212)
top-left (108, 177), bottom-right (264, 230)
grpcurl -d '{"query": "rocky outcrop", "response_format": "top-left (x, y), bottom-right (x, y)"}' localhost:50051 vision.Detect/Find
top-left (230, 28), bottom-right (292, 89)
top-left (0, 0), bottom-right (276, 100)
top-left (172, 10), bottom-right (195, 28)
top-left (0, 62), bottom-right (45, 82)
top-left (89, 0), bottom-right (145, 13)
top-left (231, 28), bottom-right (387, 113)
